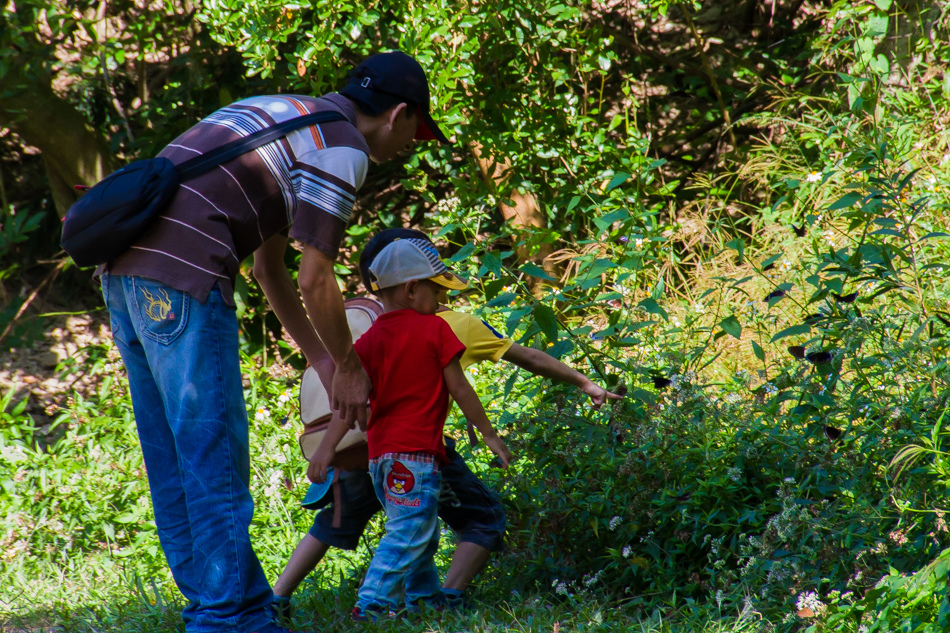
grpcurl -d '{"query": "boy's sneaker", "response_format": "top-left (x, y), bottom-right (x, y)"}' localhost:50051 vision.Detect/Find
top-left (351, 606), bottom-right (398, 623)
top-left (441, 588), bottom-right (468, 611)
top-left (272, 595), bottom-right (295, 624)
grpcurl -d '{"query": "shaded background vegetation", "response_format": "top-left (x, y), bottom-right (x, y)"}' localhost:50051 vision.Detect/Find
top-left (2, 1), bottom-right (950, 631)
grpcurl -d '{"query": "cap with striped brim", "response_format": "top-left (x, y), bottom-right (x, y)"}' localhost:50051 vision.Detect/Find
top-left (368, 238), bottom-right (467, 291)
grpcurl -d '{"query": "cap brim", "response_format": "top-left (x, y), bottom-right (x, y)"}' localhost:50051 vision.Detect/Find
top-left (415, 107), bottom-right (450, 144)
top-left (300, 469), bottom-right (335, 510)
top-left (429, 271), bottom-right (468, 290)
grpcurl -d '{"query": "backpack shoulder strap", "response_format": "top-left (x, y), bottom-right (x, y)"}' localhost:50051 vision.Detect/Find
top-left (175, 110), bottom-right (347, 181)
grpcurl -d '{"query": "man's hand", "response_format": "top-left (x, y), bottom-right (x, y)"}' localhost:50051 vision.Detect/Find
top-left (581, 380), bottom-right (623, 409)
top-left (307, 442), bottom-right (335, 483)
top-left (332, 356), bottom-right (371, 429)
top-left (482, 432), bottom-right (512, 468)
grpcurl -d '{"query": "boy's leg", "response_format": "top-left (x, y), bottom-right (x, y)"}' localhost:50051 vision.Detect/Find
top-left (273, 535), bottom-right (330, 598)
top-left (356, 456), bottom-right (441, 614)
top-left (105, 274), bottom-right (274, 633)
top-left (438, 438), bottom-right (506, 591)
top-left (275, 470), bottom-right (381, 597)
top-left (403, 515), bottom-right (442, 609)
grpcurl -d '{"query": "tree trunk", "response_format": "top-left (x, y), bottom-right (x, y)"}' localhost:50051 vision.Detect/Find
top-left (0, 67), bottom-right (118, 217)
top-left (469, 142), bottom-right (558, 288)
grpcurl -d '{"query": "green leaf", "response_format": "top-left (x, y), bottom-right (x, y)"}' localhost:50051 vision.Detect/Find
top-left (593, 208), bottom-right (629, 230)
top-left (921, 232), bottom-right (949, 240)
top-left (771, 324), bottom-right (812, 343)
top-left (828, 192), bottom-right (862, 211)
top-left (751, 340), bottom-right (765, 362)
top-left (638, 298), bottom-right (668, 322)
top-left (483, 278), bottom-right (507, 301)
top-left (487, 292), bottom-right (517, 307)
top-left (606, 172), bottom-right (630, 191)
top-left (870, 229), bottom-right (903, 237)
top-left (449, 242), bottom-right (476, 262)
top-left (532, 304), bottom-right (559, 342)
top-left (720, 316), bottom-right (742, 340)
top-left (726, 239), bottom-right (745, 264)
top-left (519, 262), bottom-right (557, 281)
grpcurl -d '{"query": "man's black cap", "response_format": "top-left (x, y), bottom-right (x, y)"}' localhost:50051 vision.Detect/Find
top-left (345, 51), bottom-right (450, 144)
top-left (359, 227), bottom-right (431, 291)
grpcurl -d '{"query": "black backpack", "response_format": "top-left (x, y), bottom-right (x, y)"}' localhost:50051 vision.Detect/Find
top-left (61, 110), bottom-right (345, 267)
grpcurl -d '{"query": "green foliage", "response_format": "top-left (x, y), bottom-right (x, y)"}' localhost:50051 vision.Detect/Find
top-left (3, 1), bottom-right (950, 631)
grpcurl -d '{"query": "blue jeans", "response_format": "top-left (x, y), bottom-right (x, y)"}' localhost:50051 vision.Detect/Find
top-left (102, 274), bottom-right (276, 633)
top-left (356, 454), bottom-right (442, 613)
top-left (310, 437), bottom-right (506, 552)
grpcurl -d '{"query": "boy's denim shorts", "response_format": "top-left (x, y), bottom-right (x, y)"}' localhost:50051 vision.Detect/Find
top-left (309, 438), bottom-right (506, 552)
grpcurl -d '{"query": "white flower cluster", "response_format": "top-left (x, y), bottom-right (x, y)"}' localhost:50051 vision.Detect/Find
top-left (795, 590), bottom-right (827, 616)
top-left (622, 545), bottom-right (632, 558)
top-left (609, 516), bottom-right (622, 531)
top-left (582, 569), bottom-right (603, 587)
top-left (436, 196), bottom-right (461, 215)
top-left (0, 444), bottom-right (27, 464)
top-left (263, 469), bottom-right (284, 498)
top-left (806, 171), bottom-right (822, 183)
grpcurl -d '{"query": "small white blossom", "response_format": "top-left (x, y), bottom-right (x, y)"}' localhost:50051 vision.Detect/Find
top-left (609, 516), bottom-right (622, 531)
top-left (255, 407), bottom-right (270, 422)
top-left (622, 545), bottom-right (632, 558)
top-left (806, 171), bottom-right (822, 183)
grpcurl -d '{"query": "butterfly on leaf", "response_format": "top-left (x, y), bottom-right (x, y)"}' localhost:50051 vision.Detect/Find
top-left (651, 374), bottom-right (672, 389)
top-left (805, 351), bottom-right (833, 364)
top-left (788, 346), bottom-right (806, 359)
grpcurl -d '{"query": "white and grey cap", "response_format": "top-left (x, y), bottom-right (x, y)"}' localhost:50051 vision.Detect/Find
top-left (368, 238), bottom-right (468, 292)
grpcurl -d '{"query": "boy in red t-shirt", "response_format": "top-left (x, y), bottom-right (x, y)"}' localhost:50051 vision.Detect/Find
top-left (351, 238), bottom-right (512, 619)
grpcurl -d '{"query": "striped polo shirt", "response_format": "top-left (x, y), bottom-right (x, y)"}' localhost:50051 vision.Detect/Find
top-left (107, 93), bottom-right (370, 306)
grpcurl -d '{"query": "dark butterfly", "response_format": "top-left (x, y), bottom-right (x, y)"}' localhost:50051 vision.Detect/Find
top-left (651, 374), bottom-right (672, 389)
top-left (279, 415), bottom-right (289, 426)
top-left (824, 425), bottom-right (843, 441)
top-left (806, 351), bottom-right (833, 364)
top-left (764, 289), bottom-right (786, 302)
top-left (762, 262), bottom-right (775, 272)
top-left (804, 313), bottom-right (824, 324)
top-left (672, 491), bottom-right (693, 502)
top-left (792, 224), bottom-right (806, 237)
top-left (788, 345), bottom-right (806, 359)
top-left (832, 292), bottom-right (858, 304)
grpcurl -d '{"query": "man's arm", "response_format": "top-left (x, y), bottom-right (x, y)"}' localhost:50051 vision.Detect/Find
top-left (253, 235), bottom-right (335, 387)
top-left (292, 244), bottom-right (370, 428)
top-left (501, 343), bottom-right (621, 409)
top-left (443, 357), bottom-right (511, 467)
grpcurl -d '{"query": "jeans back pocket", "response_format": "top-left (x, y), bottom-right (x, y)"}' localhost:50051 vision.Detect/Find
top-left (130, 277), bottom-right (190, 345)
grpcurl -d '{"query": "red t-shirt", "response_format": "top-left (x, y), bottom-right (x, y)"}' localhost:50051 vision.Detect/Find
top-left (354, 309), bottom-right (466, 463)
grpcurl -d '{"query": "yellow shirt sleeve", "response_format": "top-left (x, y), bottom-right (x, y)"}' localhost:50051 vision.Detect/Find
top-left (437, 311), bottom-right (514, 371)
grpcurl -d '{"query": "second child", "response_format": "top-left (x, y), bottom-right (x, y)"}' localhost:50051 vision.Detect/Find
top-left (351, 238), bottom-right (512, 619)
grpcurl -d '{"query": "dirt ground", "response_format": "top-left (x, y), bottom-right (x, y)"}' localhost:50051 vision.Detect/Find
top-left (1, 308), bottom-right (113, 439)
